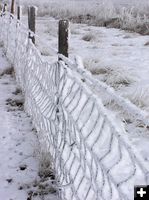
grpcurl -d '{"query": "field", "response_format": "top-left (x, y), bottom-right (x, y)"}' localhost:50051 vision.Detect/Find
top-left (18, 0), bottom-right (149, 35)
top-left (18, 0), bottom-right (149, 162)
top-left (0, 0), bottom-right (149, 199)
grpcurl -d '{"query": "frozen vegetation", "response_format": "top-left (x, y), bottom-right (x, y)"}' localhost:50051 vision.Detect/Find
top-left (18, 0), bottom-right (149, 35)
top-left (0, 0), bottom-right (149, 199)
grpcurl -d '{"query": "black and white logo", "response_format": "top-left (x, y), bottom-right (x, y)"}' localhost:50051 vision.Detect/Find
top-left (134, 185), bottom-right (149, 199)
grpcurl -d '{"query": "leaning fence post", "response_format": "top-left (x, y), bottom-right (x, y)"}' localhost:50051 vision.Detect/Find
top-left (58, 20), bottom-right (69, 59)
top-left (17, 6), bottom-right (21, 20)
top-left (11, 0), bottom-right (15, 15)
top-left (28, 6), bottom-right (36, 44)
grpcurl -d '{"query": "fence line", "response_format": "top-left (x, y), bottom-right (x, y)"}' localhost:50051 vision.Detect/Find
top-left (0, 9), bottom-right (149, 200)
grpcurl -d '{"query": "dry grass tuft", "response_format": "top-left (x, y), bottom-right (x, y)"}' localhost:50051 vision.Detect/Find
top-left (0, 66), bottom-right (14, 76)
top-left (6, 97), bottom-right (24, 111)
top-left (82, 33), bottom-right (96, 42)
top-left (90, 67), bottom-right (108, 75)
top-left (0, 41), bottom-right (3, 47)
top-left (144, 41), bottom-right (149, 46)
top-left (37, 150), bottom-right (55, 180)
top-left (103, 66), bottom-right (137, 88)
top-left (123, 83), bottom-right (149, 109)
top-left (12, 87), bottom-right (22, 95)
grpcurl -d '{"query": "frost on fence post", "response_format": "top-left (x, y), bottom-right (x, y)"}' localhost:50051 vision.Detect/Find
top-left (28, 6), bottom-right (36, 44)
top-left (58, 20), bottom-right (69, 58)
top-left (11, 0), bottom-right (15, 15)
top-left (17, 6), bottom-right (22, 20)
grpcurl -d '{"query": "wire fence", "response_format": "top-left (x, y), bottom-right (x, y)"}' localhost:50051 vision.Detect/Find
top-left (0, 12), bottom-right (149, 200)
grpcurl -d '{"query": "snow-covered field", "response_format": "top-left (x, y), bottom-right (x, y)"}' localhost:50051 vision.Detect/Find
top-left (29, 15), bottom-right (149, 163)
top-left (2, 1), bottom-right (149, 38)
top-left (1, 0), bottom-right (149, 199)
top-left (19, 11), bottom-right (149, 183)
top-left (16, 0), bottom-right (149, 35)
top-left (0, 47), bottom-right (58, 200)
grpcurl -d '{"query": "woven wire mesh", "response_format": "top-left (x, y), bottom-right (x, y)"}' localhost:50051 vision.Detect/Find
top-left (0, 13), bottom-right (149, 200)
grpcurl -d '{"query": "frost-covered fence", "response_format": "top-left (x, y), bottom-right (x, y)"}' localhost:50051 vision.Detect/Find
top-left (0, 11), bottom-right (149, 200)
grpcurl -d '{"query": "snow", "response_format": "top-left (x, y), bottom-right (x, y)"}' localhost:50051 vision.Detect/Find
top-left (1, 4), bottom-right (149, 199)
top-left (16, 14), bottom-right (149, 186)
top-left (0, 48), bottom-right (58, 200)
top-left (18, 0), bottom-right (149, 36)
top-left (22, 15), bottom-right (149, 163)
top-left (58, 60), bottom-right (149, 199)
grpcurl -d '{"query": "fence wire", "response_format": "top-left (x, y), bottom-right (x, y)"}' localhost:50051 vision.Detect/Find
top-left (0, 12), bottom-right (149, 200)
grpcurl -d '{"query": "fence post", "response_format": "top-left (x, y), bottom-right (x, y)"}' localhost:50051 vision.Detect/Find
top-left (58, 20), bottom-right (69, 58)
top-left (11, 0), bottom-right (15, 15)
top-left (3, 3), bottom-right (7, 13)
top-left (28, 6), bottom-right (36, 44)
top-left (17, 6), bottom-right (21, 20)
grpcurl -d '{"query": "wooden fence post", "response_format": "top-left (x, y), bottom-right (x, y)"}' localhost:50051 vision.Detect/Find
top-left (58, 20), bottom-right (69, 58)
top-left (28, 7), bottom-right (30, 29)
top-left (11, 0), bottom-right (15, 15)
top-left (0, 4), bottom-right (2, 12)
top-left (3, 3), bottom-right (7, 13)
top-left (17, 6), bottom-right (21, 20)
top-left (28, 6), bottom-right (36, 44)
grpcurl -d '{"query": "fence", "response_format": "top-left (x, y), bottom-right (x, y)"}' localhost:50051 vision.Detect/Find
top-left (0, 5), bottom-right (149, 200)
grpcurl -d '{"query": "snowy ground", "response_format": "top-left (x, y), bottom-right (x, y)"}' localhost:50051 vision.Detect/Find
top-left (24, 16), bottom-right (149, 163)
top-left (1, 11), bottom-right (149, 198)
top-left (0, 48), bottom-right (58, 200)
